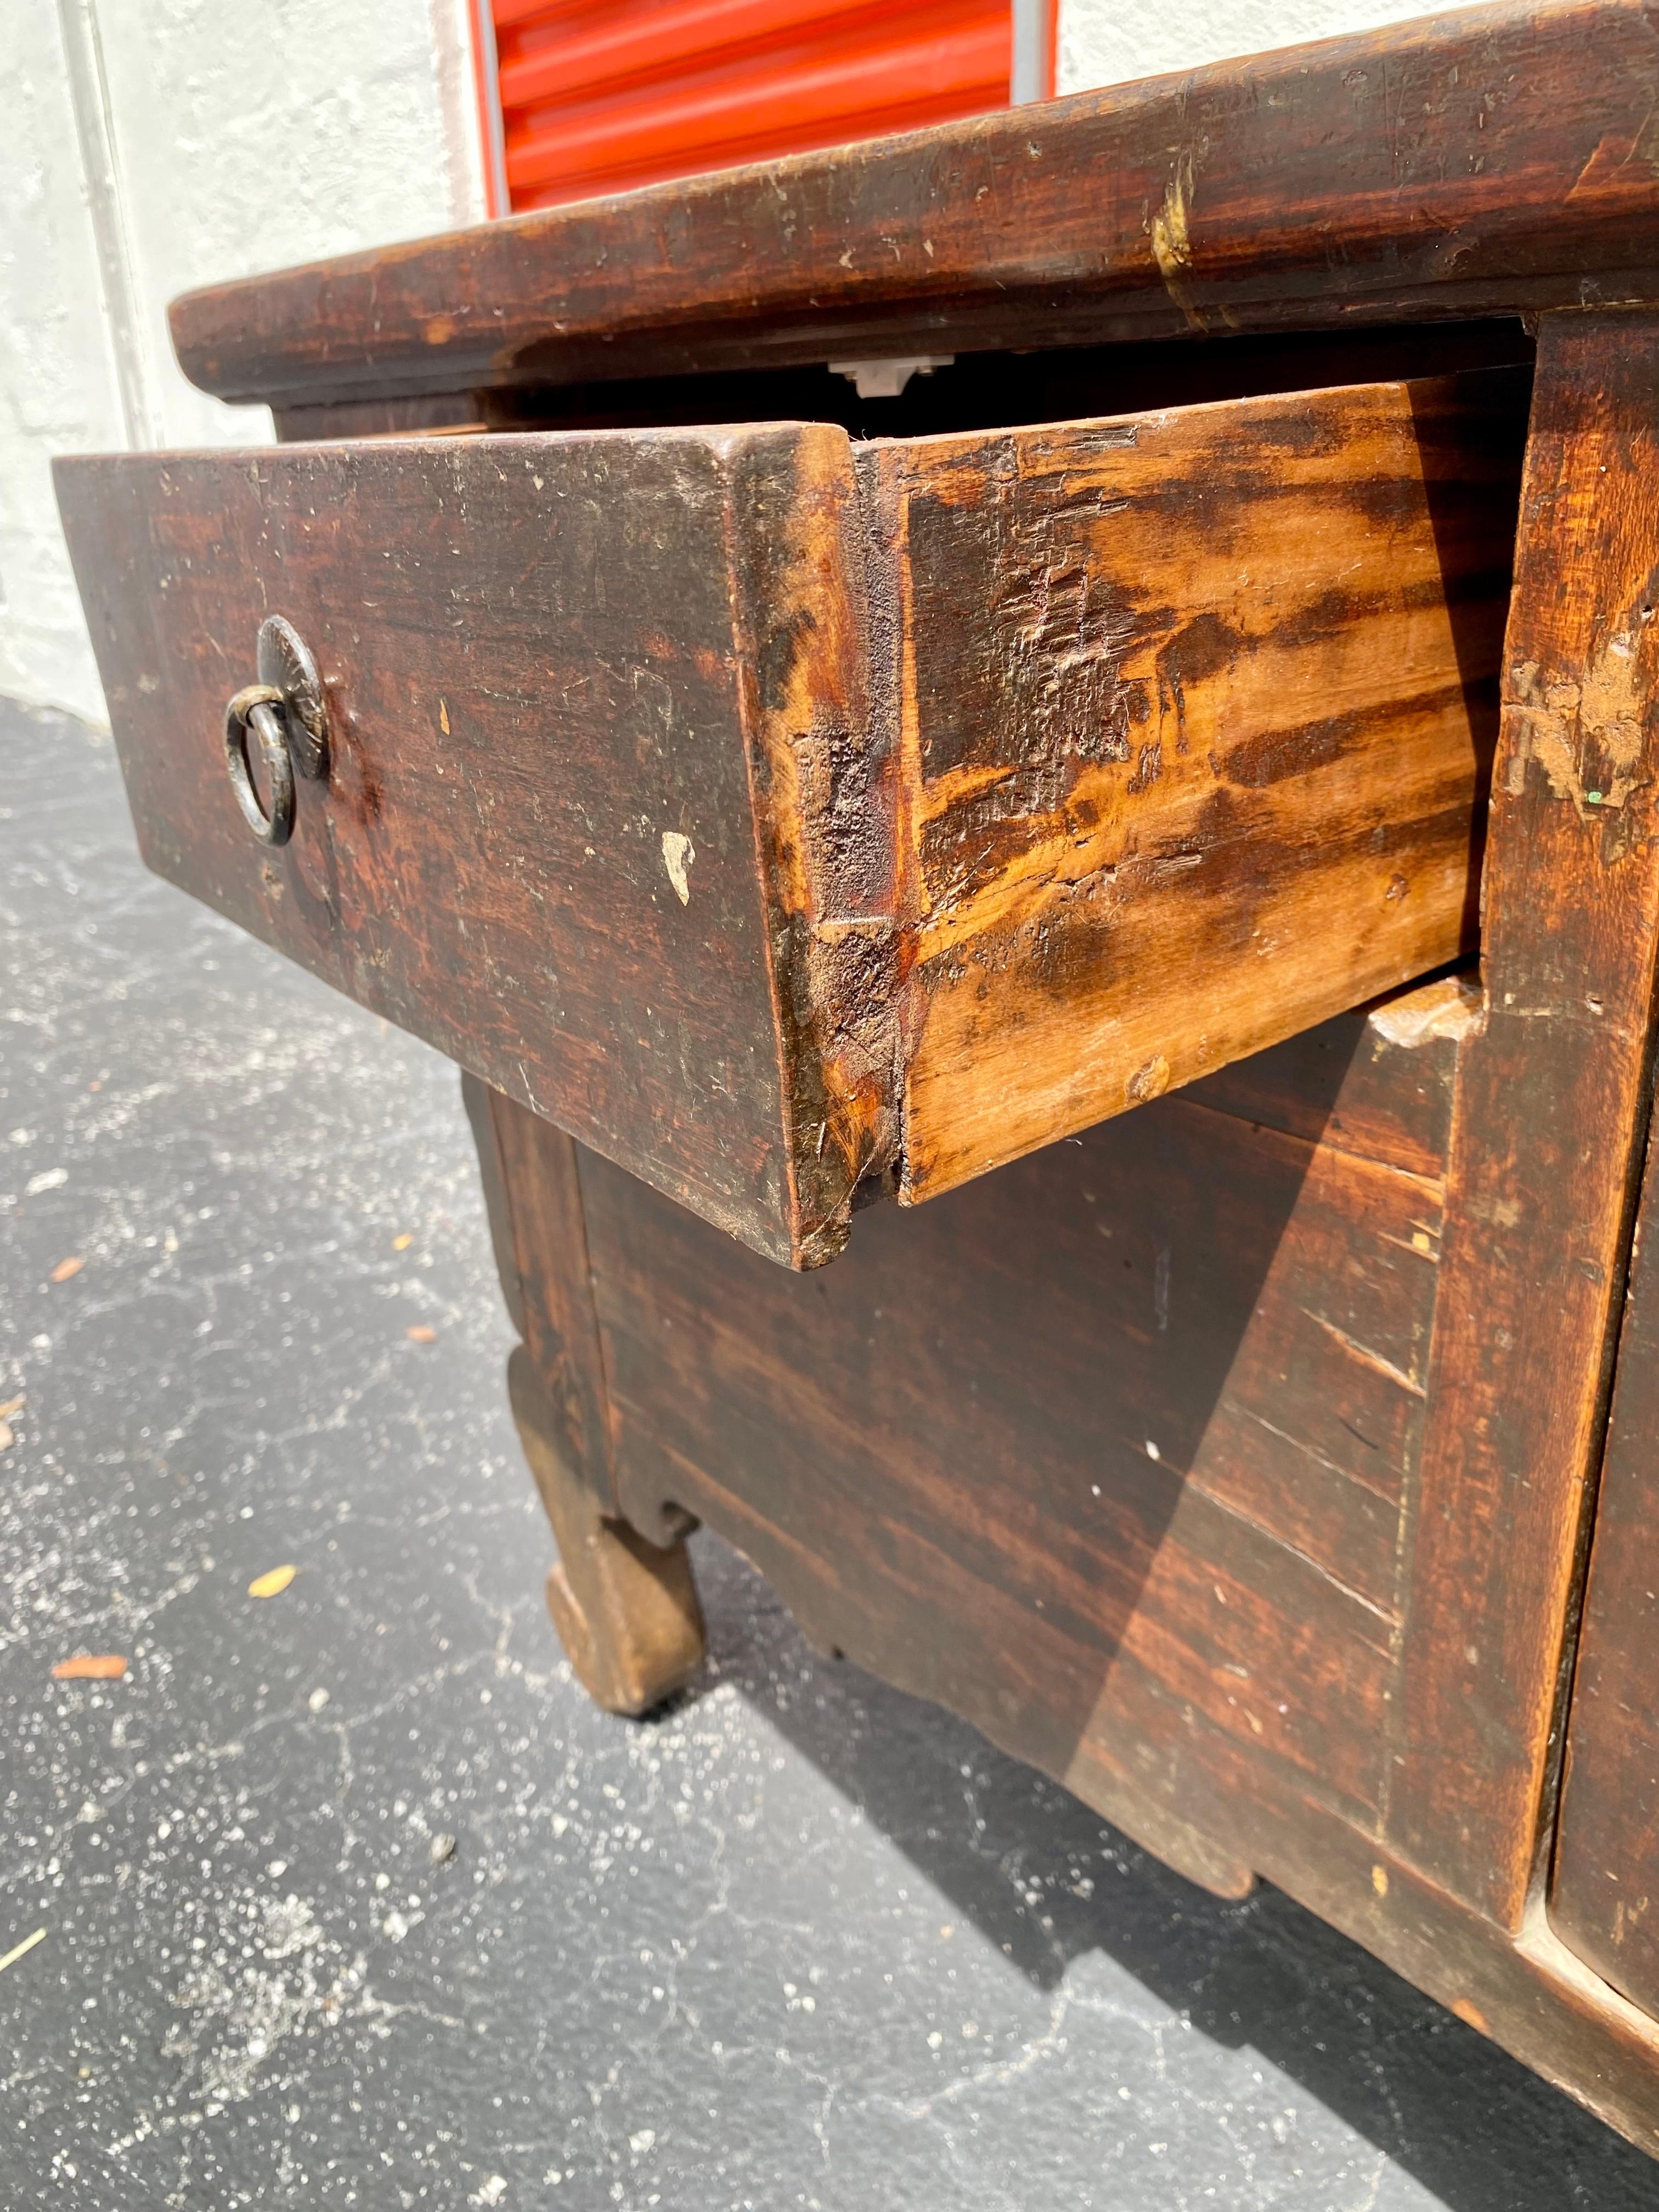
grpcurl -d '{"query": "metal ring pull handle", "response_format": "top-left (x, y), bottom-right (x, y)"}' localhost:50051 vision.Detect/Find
top-left (224, 686), bottom-right (294, 845)
top-left (221, 617), bottom-right (331, 848)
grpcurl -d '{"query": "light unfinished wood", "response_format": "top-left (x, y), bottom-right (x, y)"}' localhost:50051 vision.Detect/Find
top-left (866, 371), bottom-right (1523, 1201)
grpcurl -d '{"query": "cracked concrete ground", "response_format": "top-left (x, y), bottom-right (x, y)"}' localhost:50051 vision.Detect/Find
top-left (3, 692), bottom-right (1656, 2211)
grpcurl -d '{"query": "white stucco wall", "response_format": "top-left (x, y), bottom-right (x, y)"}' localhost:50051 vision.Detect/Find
top-left (0, 0), bottom-right (486, 723)
top-left (1055, 0), bottom-right (1430, 98)
top-left (0, 5), bottom-right (129, 720)
top-left (5, 0), bottom-right (1446, 724)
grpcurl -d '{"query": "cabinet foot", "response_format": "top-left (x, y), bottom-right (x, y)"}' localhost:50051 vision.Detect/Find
top-left (509, 1347), bottom-right (704, 1716)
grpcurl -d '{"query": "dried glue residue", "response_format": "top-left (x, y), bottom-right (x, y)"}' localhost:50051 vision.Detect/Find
top-left (1126, 1054), bottom-right (1171, 1104)
top-left (661, 831), bottom-right (695, 905)
top-left (1508, 628), bottom-right (1649, 818)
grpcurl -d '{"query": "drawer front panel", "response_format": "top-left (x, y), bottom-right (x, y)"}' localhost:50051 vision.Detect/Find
top-left (55, 425), bottom-right (879, 1266)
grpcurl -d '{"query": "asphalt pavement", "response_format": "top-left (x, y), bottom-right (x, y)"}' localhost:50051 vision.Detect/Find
top-left (2, 693), bottom-right (1654, 2209)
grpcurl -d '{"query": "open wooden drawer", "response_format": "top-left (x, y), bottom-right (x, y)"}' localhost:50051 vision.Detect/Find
top-left (54, 366), bottom-right (1525, 1266)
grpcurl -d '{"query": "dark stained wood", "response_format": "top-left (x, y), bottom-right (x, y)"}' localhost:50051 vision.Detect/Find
top-left (1058, 1652), bottom-right (1659, 2160)
top-left (467, 970), bottom-right (1659, 2146)
top-left (510, 1346), bottom-right (705, 1716)
top-left (1389, 311), bottom-right (1659, 1928)
top-left (56, 374), bottom-right (1517, 1262)
top-left (584, 981), bottom-right (1458, 1833)
top-left (462, 1070), bottom-right (615, 1511)
top-left (172, 3), bottom-right (1659, 413)
top-left (53, 9), bottom-right (1659, 2152)
top-left (54, 422), bottom-right (883, 1268)
top-left (1553, 1113), bottom-right (1659, 2014)
top-left (465, 1069), bottom-right (704, 1713)
top-left (865, 373), bottom-right (1521, 1201)
top-left (1189, 971), bottom-right (1479, 1184)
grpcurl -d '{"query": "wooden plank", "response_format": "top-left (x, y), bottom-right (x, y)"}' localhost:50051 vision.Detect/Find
top-left (867, 373), bottom-right (1522, 1202)
top-left (461, 1070), bottom-right (616, 1510)
top-left (53, 422), bottom-right (882, 1269)
top-left (1056, 1621), bottom-right (1659, 2164)
top-left (1389, 310), bottom-right (1659, 1925)
top-left (170, 2), bottom-right (1659, 410)
top-left (579, 985), bottom-right (1459, 1821)
top-left (1552, 1110), bottom-right (1659, 2015)
top-left (1188, 972), bottom-right (1476, 1184)
top-left (57, 373), bottom-right (1516, 1262)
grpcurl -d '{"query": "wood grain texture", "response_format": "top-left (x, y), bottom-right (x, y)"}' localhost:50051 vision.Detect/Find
top-left (583, 981), bottom-right (1459, 1837)
top-left (54, 423), bottom-right (879, 1268)
top-left (510, 1347), bottom-right (706, 1717)
top-left (865, 373), bottom-right (1521, 1200)
top-left (170, 2), bottom-right (1659, 411)
top-left (463, 1069), bottom-right (616, 1513)
top-left (466, 1068), bottom-right (706, 1713)
top-left (58, 374), bottom-right (1514, 1263)
top-left (467, 979), bottom-right (1659, 2153)
top-left (1390, 311), bottom-right (1659, 1927)
top-left (1553, 1113), bottom-right (1659, 2015)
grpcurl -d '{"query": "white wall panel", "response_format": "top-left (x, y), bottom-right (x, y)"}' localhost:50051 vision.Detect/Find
top-left (1057, 0), bottom-right (1429, 95)
top-left (0, 0), bottom-right (487, 718)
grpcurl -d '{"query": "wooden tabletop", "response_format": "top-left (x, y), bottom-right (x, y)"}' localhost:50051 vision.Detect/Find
top-left (171, 0), bottom-right (1659, 413)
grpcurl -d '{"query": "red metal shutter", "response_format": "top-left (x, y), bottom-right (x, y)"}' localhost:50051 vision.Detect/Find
top-left (474, 1), bottom-right (1047, 217)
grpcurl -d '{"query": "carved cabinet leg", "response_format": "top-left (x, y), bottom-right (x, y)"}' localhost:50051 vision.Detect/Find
top-left (464, 1072), bottom-right (706, 1715)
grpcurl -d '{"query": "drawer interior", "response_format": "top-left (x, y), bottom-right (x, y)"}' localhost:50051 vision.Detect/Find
top-left (274, 316), bottom-right (1534, 444)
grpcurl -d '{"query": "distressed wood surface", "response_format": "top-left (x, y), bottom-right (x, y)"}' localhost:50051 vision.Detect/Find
top-left (1552, 1112), bottom-right (1659, 2015)
top-left (466, 1069), bottom-right (705, 1713)
top-left (171, 2), bottom-right (1659, 412)
top-left (57, 372), bottom-right (1520, 1262)
top-left (867, 371), bottom-right (1523, 1200)
top-left (54, 423), bottom-right (883, 1268)
top-left (585, 983), bottom-right (1460, 1836)
top-left (469, 973), bottom-right (1659, 2151)
top-left (1389, 311), bottom-right (1659, 1927)
top-left (463, 1070), bottom-right (616, 1514)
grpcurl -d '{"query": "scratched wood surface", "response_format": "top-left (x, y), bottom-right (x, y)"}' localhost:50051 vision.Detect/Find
top-left (57, 371), bottom-right (1522, 1262)
top-left (582, 979), bottom-right (1465, 1837)
top-left (54, 422), bottom-right (883, 1268)
top-left (865, 371), bottom-right (1525, 1201)
top-left (1553, 1110), bottom-right (1659, 2018)
top-left (1389, 312), bottom-right (1659, 1929)
top-left (469, 964), bottom-right (1659, 2152)
top-left (170, 1), bottom-right (1659, 414)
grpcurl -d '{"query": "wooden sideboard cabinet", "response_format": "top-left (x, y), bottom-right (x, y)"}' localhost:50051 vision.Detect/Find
top-left (50, 0), bottom-right (1659, 2159)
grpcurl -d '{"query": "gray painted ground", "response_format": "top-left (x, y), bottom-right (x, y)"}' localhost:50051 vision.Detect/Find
top-left (2, 693), bottom-right (1655, 2211)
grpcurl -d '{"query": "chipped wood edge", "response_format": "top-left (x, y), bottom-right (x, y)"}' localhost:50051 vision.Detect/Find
top-left (1390, 307), bottom-right (1659, 1926)
top-left (862, 375), bottom-right (1509, 1213)
top-left (726, 424), bottom-right (902, 1268)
